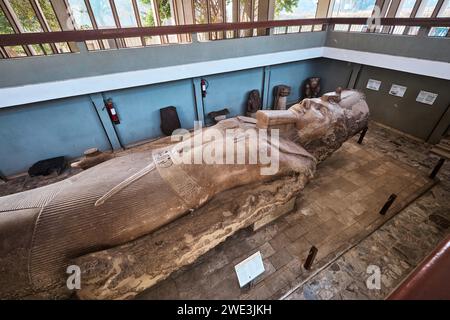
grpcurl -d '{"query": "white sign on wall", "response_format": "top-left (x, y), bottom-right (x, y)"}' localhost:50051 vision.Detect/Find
top-left (389, 84), bottom-right (407, 97)
top-left (366, 79), bottom-right (381, 91)
top-left (416, 90), bottom-right (438, 105)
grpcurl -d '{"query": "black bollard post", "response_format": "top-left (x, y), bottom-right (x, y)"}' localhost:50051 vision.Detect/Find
top-left (379, 194), bottom-right (397, 215)
top-left (357, 127), bottom-right (368, 144)
top-left (429, 158), bottom-right (445, 179)
top-left (304, 246), bottom-right (318, 270)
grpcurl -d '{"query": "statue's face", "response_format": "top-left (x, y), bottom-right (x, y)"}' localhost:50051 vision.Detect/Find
top-left (289, 98), bottom-right (335, 143)
top-left (288, 90), bottom-right (369, 144)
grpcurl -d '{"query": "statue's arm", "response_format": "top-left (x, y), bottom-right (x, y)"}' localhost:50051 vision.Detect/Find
top-left (256, 109), bottom-right (299, 129)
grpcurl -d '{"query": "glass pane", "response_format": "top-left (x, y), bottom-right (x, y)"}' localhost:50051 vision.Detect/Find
top-left (254, 0), bottom-right (259, 21)
top-left (209, 0), bottom-right (224, 23)
top-left (331, 0), bottom-right (376, 17)
top-left (194, 0), bottom-right (208, 23)
top-left (395, 0), bottom-right (416, 17)
top-left (240, 0), bottom-right (252, 22)
top-left (136, 0), bottom-right (160, 44)
top-left (68, 0), bottom-right (94, 29)
top-left (144, 36), bottom-right (161, 45)
top-left (38, 0), bottom-right (62, 31)
top-left (239, 0), bottom-right (252, 37)
top-left (55, 42), bottom-right (71, 53)
top-left (9, 0), bottom-right (43, 32)
top-left (300, 25), bottom-right (313, 32)
top-left (0, 8), bottom-right (14, 34)
top-left (194, 0), bottom-right (208, 41)
top-left (114, 0), bottom-right (138, 27)
top-left (349, 24), bottom-right (365, 32)
top-left (226, 0), bottom-right (233, 22)
top-left (334, 24), bottom-right (349, 31)
top-left (428, 27), bottom-right (449, 36)
top-left (415, 0), bottom-right (438, 17)
top-left (137, 0), bottom-right (156, 26)
top-left (41, 43), bottom-right (52, 53)
top-left (31, 44), bottom-right (45, 55)
top-left (313, 24), bottom-right (323, 31)
top-left (124, 37), bottom-right (142, 46)
top-left (4, 46), bottom-right (27, 57)
top-left (90, 0), bottom-right (116, 28)
top-left (86, 40), bottom-right (101, 50)
top-left (275, 0), bottom-right (318, 19)
top-left (407, 26), bottom-right (420, 35)
top-left (158, 0), bottom-right (174, 26)
top-left (287, 26), bottom-right (300, 33)
top-left (392, 25), bottom-right (406, 34)
top-left (437, 0), bottom-right (450, 17)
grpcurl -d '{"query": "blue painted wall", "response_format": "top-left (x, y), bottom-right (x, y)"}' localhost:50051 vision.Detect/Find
top-left (201, 68), bottom-right (264, 124)
top-left (268, 60), bottom-right (316, 107)
top-left (103, 79), bottom-right (197, 146)
top-left (0, 96), bottom-right (110, 175)
top-left (0, 58), bottom-right (354, 176)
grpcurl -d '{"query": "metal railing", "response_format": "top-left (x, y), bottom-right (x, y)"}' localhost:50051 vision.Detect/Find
top-left (0, 17), bottom-right (449, 52)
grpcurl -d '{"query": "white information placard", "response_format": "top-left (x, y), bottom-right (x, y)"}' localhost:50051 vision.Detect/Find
top-left (389, 84), bottom-right (407, 97)
top-left (366, 79), bottom-right (381, 91)
top-left (416, 90), bottom-right (438, 105)
top-left (234, 251), bottom-right (265, 287)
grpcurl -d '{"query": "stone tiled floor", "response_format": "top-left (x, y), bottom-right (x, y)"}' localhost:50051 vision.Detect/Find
top-left (136, 126), bottom-right (437, 300)
top-left (284, 122), bottom-right (450, 300)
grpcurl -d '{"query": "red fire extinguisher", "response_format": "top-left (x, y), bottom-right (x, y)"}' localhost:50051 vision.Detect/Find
top-left (201, 79), bottom-right (208, 98)
top-left (104, 98), bottom-right (120, 125)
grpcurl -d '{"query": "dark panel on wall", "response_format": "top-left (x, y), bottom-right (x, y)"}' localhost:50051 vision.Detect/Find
top-left (355, 66), bottom-right (450, 140)
top-left (0, 96), bottom-right (111, 176)
top-left (103, 79), bottom-right (197, 146)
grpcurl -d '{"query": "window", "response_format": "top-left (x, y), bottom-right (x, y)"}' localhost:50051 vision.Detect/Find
top-left (392, 0), bottom-right (416, 34)
top-left (331, 0), bottom-right (376, 32)
top-left (429, 0), bottom-right (450, 36)
top-left (396, 0), bottom-right (416, 17)
top-left (136, 0), bottom-right (161, 45)
top-left (331, 0), bottom-right (376, 17)
top-left (0, 7), bottom-right (27, 58)
top-left (274, 0), bottom-right (318, 33)
top-left (9, 0), bottom-right (43, 32)
top-left (0, 7), bottom-right (14, 34)
top-left (416, 0), bottom-right (439, 17)
top-left (115, 0), bottom-right (138, 27)
top-left (89, 0), bottom-right (116, 28)
top-left (37, 0), bottom-right (62, 31)
top-left (200, 0), bottom-right (225, 40)
top-left (407, 0), bottom-right (438, 35)
top-left (68, 0), bottom-right (94, 29)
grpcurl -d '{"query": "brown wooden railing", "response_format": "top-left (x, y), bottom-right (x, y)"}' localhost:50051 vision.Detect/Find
top-left (0, 18), bottom-right (449, 47)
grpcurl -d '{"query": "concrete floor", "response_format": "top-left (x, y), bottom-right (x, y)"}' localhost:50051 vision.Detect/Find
top-left (0, 121), bottom-right (448, 300)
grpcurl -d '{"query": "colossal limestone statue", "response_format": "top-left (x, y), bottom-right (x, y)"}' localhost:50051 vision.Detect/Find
top-left (0, 90), bottom-right (369, 299)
